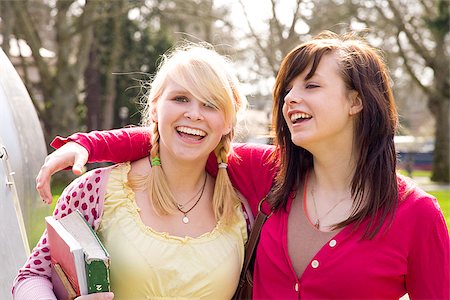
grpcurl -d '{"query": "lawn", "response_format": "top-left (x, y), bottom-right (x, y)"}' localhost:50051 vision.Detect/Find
top-left (428, 190), bottom-right (450, 226)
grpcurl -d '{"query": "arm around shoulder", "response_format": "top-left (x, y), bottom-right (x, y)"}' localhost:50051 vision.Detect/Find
top-left (51, 127), bottom-right (150, 163)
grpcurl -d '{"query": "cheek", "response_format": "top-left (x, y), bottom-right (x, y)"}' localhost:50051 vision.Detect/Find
top-left (282, 104), bottom-right (290, 123)
top-left (217, 119), bottom-right (230, 136)
top-left (209, 111), bottom-right (228, 130)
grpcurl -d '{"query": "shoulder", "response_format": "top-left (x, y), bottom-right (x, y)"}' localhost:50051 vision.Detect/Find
top-left (397, 174), bottom-right (445, 226)
top-left (129, 157), bottom-right (151, 177)
top-left (229, 143), bottom-right (276, 168)
top-left (64, 166), bottom-right (113, 200)
top-left (397, 174), bottom-right (438, 208)
top-left (231, 142), bottom-right (275, 157)
top-left (54, 166), bottom-right (114, 223)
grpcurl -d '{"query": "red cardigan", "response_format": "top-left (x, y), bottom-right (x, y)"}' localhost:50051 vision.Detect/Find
top-left (53, 127), bottom-right (450, 299)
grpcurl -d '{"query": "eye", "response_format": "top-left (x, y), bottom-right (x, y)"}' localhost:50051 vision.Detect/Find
top-left (174, 96), bottom-right (189, 102)
top-left (204, 101), bottom-right (218, 110)
top-left (305, 83), bottom-right (320, 89)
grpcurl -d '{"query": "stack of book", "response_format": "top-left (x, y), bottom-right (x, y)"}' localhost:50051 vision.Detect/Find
top-left (46, 210), bottom-right (111, 300)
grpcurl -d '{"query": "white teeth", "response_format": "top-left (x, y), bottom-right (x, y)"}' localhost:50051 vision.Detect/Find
top-left (176, 126), bottom-right (206, 137)
top-left (290, 112), bottom-right (312, 122)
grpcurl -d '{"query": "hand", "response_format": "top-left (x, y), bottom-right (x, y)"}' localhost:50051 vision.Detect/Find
top-left (75, 292), bottom-right (114, 300)
top-left (36, 142), bottom-right (89, 204)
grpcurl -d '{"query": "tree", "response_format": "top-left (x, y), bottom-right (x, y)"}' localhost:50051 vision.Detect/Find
top-left (351, 0), bottom-right (449, 182)
top-left (82, 1), bottom-right (174, 130)
top-left (2, 0), bottom-right (97, 141)
top-left (1, 0), bottom-right (236, 142)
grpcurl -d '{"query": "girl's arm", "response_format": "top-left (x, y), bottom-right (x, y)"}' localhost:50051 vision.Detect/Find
top-left (39, 128), bottom-right (278, 213)
top-left (14, 168), bottom-right (110, 299)
top-left (208, 143), bottom-right (277, 215)
top-left (37, 128), bottom-right (150, 203)
top-left (51, 127), bottom-right (150, 163)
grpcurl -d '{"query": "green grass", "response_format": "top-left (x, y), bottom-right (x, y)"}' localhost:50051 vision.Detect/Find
top-left (28, 181), bottom-right (67, 249)
top-left (398, 169), bottom-right (432, 178)
top-left (429, 190), bottom-right (450, 228)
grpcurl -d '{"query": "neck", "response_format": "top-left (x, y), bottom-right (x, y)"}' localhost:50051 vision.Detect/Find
top-left (158, 151), bottom-right (208, 195)
top-left (309, 156), bottom-right (356, 206)
top-left (307, 138), bottom-right (357, 193)
top-left (312, 162), bottom-right (354, 194)
top-left (307, 162), bottom-right (355, 231)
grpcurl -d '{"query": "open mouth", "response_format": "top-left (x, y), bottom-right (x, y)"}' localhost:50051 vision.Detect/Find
top-left (176, 126), bottom-right (206, 141)
top-left (290, 112), bottom-right (312, 124)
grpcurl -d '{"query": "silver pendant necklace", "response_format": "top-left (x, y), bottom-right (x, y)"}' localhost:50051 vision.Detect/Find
top-left (176, 173), bottom-right (207, 224)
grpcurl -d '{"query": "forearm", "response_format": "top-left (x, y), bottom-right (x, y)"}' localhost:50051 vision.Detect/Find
top-left (13, 277), bottom-right (56, 300)
top-left (50, 128), bottom-right (278, 214)
top-left (51, 127), bottom-right (150, 163)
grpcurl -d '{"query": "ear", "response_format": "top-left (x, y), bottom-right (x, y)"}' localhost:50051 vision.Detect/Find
top-left (349, 91), bottom-right (363, 115)
top-left (150, 105), bottom-right (158, 122)
top-left (222, 125), bottom-right (232, 136)
top-left (222, 122), bottom-right (232, 136)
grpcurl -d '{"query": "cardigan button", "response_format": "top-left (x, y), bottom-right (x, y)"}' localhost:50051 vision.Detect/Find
top-left (294, 282), bottom-right (299, 292)
top-left (329, 239), bottom-right (337, 247)
top-left (311, 259), bottom-right (319, 268)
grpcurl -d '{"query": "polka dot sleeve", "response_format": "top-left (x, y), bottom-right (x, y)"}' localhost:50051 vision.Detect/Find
top-left (12, 167), bottom-right (111, 298)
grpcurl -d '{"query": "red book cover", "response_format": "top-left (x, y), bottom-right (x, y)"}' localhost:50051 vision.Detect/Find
top-left (46, 216), bottom-right (84, 297)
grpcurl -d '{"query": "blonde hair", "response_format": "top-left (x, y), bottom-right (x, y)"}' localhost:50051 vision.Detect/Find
top-left (132, 43), bottom-right (247, 225)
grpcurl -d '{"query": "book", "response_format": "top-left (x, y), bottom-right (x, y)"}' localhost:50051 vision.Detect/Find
top-left (52, 263), bottom-right (77, 300)
top-left (46, 210), bottom-right (111, 298)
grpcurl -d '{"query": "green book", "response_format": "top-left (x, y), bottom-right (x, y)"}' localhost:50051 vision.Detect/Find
top-left (46, 209), bottom-right (111, 296)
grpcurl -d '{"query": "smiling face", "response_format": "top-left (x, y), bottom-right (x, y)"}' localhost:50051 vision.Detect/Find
top-left (281, 52), bottom-right (361, 152)
top-left (153, 79), bottom-right (231, 163)
top-left (143, 46), bottom-right (247, 166)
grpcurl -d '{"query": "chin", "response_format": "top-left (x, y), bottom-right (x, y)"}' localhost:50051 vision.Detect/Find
top-left (290, 136), bottom-right (312, 150)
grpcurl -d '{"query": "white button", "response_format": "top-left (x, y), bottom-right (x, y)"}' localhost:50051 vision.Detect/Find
top-left (329, 239), bottom-right (337, 247)
top-left (311, 260), bottom-right (319, 268)
top-left (294, 282), bottom-right (299, 292)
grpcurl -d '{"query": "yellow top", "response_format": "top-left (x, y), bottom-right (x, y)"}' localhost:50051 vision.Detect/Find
top-left (97, 163), bottom-right (248, 299)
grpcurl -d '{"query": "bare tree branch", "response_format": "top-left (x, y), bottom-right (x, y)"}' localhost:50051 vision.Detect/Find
top-left (419, 0), bottom-right (433, 16)
top-left (385, 0), bottom-right (434, 64)
top-left (237, 0), bottom-right (278, 74)
top-left (287, 0), bottom-right (302, 41)
top-left (270, 0), bottom-right (284, 41)
top-left (8, 1), bottom-right (53, 93)
top-left (396, 32), bottom-right (432, 96)
top-left (73, 0), bottom-right (96, 80)
top-left (69, 1), bottom-right (139, 39)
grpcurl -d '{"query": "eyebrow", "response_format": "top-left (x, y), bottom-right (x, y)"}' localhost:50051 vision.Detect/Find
top-left (165, 89), bottom-right (191, 96)
top-left (307, 71), bottom-right (325, 80)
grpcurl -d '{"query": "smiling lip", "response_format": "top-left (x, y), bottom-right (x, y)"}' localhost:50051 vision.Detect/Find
top-left (176, 126), bottom-right (207, 142)
top-left (288, 111), bottom-right (312, 124)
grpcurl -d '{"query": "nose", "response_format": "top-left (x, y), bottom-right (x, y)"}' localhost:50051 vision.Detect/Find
top-left (184, 101), bottom-right (204, 120)
top-left (284, 89), bottom-right (303, 105)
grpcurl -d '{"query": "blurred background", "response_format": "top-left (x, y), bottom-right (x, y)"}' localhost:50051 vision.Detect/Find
top-left (0, 0), bottom-right (448, 251)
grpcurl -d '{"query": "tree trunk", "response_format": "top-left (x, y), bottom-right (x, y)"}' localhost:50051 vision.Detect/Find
top-left (85, 42), bottom-right (102, 130)
top-left (101, 2), bottom-right (124, 130)
top-left (429, 96), bottom-right (450, 183)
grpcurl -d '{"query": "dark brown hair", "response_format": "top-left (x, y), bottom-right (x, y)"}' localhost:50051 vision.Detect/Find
top-left (270, 31), bottom-right (398, 239)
